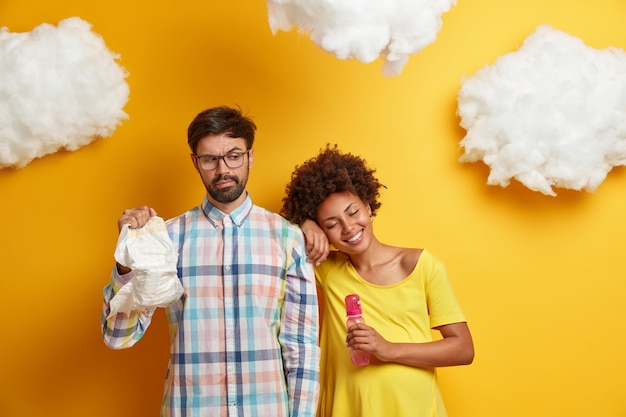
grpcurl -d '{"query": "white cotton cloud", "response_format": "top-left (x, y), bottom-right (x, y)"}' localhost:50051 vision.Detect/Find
top-left (267, 0), bottom-right (456, 76)
top-left (457, 24), bottom-right (626, 196)
top-left (0, 17), bottom-right (129, 169)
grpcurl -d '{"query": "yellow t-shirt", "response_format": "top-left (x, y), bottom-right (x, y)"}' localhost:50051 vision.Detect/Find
top-left (314, 249), bottom-right (466, 417)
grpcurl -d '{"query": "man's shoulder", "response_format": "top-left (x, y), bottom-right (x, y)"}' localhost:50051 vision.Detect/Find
top-left (250, 204), bottom-right (297, 227)
top-left (248, 206), bottom-right (307, 252)
top-left (164, 205), bottom-right (202, 227)
top-left (250, 203), bottom-right (280, 216)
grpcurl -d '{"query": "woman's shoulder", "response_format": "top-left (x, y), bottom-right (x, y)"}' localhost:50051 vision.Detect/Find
top-left (410, 248), bottom-right (449, 278)
top-left (316, 250), bottom-right (349, 268)
top-left (314, 251), bottom-right (351, 282)
top-left (397, 247), bottom-right (423, 272)
top-left (399, 247), bottom-right (448, 276)
top-left (327, 250), bottom-right (350, 263)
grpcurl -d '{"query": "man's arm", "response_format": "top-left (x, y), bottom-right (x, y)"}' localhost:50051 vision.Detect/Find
top-left (280, 229), bottom-right (321, 417)
top-left (100, 205), bottom-right (159, 348)
top-left (100, 268), bottom-right (156, 349)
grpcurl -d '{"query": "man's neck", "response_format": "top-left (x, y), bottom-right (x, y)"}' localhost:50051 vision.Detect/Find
top-left (207, 191), bottom-right (248, 214)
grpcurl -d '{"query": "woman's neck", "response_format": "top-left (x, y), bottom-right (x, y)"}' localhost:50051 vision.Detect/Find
top-left (347, 237), bottom-right (390, 271)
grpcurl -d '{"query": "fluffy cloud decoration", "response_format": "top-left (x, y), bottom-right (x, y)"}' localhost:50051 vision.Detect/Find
top-left (457, 25), bottom-right (626, 196)
top-left (267, 0), bottom-right (456, 76)
top-left (0, 17), bottom-right (129, 169)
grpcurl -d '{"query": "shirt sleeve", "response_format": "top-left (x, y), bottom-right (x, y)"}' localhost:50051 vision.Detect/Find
top-left (423, 251), bottom-right (467, 328)
top-left (100, 267), bottom-right (156, 349)
top-left (279, 228), bottom-right (321, 417)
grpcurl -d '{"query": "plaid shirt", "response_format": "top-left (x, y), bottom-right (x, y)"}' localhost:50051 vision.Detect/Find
top-left (101, 195), bottom-right (320, 417)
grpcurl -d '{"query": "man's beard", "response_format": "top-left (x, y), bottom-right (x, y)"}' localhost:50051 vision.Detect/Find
top-left (207, 174), bottom-right (247, 203)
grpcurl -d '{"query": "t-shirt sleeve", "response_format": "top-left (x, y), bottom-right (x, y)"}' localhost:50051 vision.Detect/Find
top-left (423, 251), bottom-right (467, 328)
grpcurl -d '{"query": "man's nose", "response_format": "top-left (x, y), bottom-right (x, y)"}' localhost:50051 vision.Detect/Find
top-left (214, 157), bottom-right (231, 173)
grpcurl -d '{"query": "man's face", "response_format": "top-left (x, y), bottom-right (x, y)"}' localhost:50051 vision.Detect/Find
top-left (191, 134), bottom-right (254, 212)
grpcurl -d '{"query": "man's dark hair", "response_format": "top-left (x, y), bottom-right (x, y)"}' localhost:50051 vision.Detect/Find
top-left (187, 105), bottom-right (257, 154)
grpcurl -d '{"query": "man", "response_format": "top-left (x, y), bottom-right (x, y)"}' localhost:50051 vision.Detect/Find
top-left (101, 105), bottom-right (320, 417)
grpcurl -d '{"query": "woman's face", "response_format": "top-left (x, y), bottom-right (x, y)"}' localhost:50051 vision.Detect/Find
top-left (315, 191), bottom-right (372, 255)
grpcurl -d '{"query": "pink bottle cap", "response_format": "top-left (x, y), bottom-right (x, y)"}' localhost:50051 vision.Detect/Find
top-left (344, 294), bottom-right (363, 316)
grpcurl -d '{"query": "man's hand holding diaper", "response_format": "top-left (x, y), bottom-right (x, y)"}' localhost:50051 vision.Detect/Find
top-left (107, 206), bottom-right (183, 318)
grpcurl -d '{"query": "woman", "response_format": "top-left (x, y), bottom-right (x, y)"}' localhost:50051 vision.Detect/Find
top-left (282, 145), bottom-right (474, 417)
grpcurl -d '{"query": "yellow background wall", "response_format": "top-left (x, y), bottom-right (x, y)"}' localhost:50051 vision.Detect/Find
top-left (1, 1), bottom-right (625, 416)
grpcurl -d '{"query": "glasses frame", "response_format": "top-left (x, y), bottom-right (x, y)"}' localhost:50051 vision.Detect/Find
top-left (193, 150), bottom-right (250, 171)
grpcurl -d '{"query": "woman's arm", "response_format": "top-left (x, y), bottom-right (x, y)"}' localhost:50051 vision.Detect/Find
top-left (346, 321), bottom-right (474, 367)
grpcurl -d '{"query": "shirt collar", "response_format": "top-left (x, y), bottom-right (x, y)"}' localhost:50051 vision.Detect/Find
top-left (201, 193), bottom-right (253, 227)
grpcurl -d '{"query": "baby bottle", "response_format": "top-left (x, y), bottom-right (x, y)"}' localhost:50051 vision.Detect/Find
top-left (344, 294), bottom-right (370, 366)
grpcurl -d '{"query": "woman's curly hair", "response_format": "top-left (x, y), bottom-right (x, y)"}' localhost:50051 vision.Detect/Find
top-left (281, 144), bottom-right (385, 225)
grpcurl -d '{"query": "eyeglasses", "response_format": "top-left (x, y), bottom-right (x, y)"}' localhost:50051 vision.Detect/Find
top-left (193, 150), bottom-right (249, 170)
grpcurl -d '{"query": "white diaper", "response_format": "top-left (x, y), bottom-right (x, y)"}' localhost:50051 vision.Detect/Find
top-left (108, 216), bottom-right (183, 318)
